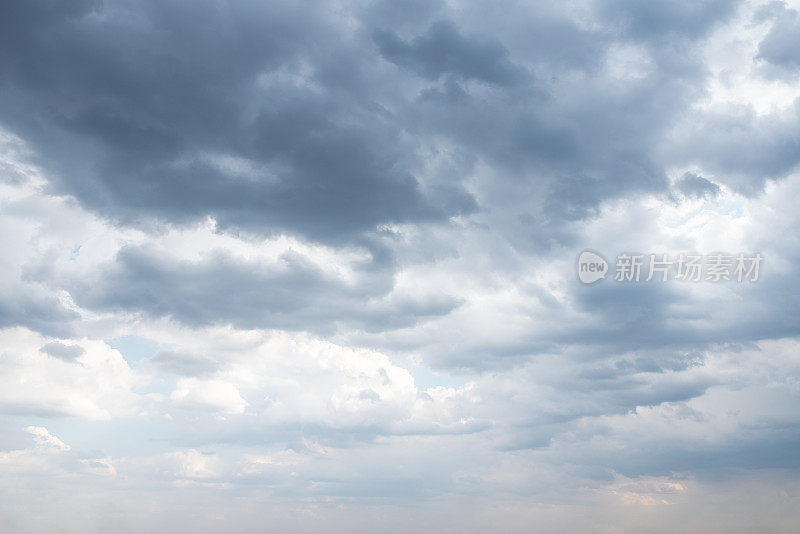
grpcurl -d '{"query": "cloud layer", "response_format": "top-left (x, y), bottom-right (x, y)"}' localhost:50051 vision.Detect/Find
top-left (1, 0), bottom-right (800, 532)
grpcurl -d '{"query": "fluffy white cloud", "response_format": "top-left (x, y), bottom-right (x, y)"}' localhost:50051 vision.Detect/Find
top-left (171, 378), bottom-right (248, 415)
top-left (0, 327), bottom-right (140, 420)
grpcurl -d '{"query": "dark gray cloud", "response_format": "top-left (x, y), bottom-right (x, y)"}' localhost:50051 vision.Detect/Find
top-left (600, 0), bottom-right (741, 40)
top-left (0, 0), bottom-right (747, 251)
top-left (674, 172), bottom-right (721, 199)
top-left (669, 104), bottom-right (800, 194)
top-left (373, 20), bottom-right (526, 85)
top-left (0, 291), bottom-right (78, 338)
top-left (6, 0), bottom-right (735, 336)
top-left (757, 5), bottom-right (800, 73)
top-left (0, 0), bottom-right (473, 243)
top-left (381, 9), bottom-right (731, 247)
top-left (557, 262), bottom-right (800, 362)
top-left (52, 243), bottom-right (461, 333)
top-left (2, 0), bottom-right (773, 369)
top-left (662, 5), bottom-right (800, 193)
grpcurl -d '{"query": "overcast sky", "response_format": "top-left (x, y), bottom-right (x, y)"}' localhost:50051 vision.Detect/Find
top-left (1, 0), bottom-right (800, 532)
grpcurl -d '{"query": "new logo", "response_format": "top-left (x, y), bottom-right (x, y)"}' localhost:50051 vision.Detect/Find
top-left (577, 250), bottom-right (609, 284)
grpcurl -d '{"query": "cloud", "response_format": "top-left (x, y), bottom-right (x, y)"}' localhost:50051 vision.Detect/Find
top-left (24, 426), bottom-right (70, 452)
top-left (0, 327), bottom-right (140, 420)
top-left (171, 378), bottom-right (248, 415)
top-left (0, 0), bottom-right (800, 530)
top-left (152, 330), bottom-right (443, 441)
top-left (150, 350), bottom-right (220, 377)
top-left (0, 0), bottom-right (474, 243)
top-left (667, 103), bottom-right (800, 194)
top-left (600, 0), bottom-right (741, 41)
top-left (673, 172), bottom-right (721, 199)
top-left (39, 342), bottom-right (85, 362)
top-left (0, 0), bottom-right (743, 249)
top-left (46, 234), bottom-right (461, 333)
top-left (374, 20), bottom-right (526, 85)
top-left (0, 426), bottom-right (109, 478)
top-left (757, 4), bottom-right (800, 73)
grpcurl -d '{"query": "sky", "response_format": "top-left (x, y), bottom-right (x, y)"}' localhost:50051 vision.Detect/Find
top-left (1, 0), bottom-right (800, 532)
